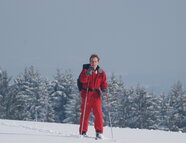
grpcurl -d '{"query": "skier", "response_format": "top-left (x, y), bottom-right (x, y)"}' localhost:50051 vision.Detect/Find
top-left (78, 54), bottom-right (108, 139)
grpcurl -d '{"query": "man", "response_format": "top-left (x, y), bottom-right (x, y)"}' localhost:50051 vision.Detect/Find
top-left (79, 54), bottom-right (108, 139)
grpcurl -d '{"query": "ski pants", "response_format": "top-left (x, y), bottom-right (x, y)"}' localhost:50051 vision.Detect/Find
top-left (79, 90), bottom-right (103, 134)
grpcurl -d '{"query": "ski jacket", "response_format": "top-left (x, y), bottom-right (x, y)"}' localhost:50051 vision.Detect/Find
top-left (79, 64), bottom-right (108, 93)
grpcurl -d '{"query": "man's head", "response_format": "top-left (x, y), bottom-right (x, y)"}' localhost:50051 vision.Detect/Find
top-left (89, 54), bottom-right (100, 70)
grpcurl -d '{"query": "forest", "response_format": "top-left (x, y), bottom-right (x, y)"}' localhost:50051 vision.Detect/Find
top-left (0, 66), bottom-right (186, 133)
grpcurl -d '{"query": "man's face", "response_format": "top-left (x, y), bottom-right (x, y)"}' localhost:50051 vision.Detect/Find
top-left (90, 57), bottom-right (99, 70)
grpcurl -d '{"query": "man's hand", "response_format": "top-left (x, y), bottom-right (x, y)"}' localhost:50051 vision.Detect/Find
top-left (85, 67), bottom-right (94, 75)
top-left (102, 88), bottom-right (109, 94)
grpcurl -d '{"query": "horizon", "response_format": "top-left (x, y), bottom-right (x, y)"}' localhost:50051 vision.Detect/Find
top-left (0, 65), bottom-right (184, 95)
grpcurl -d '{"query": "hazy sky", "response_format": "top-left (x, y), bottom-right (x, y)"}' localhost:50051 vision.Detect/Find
top-left (0, 0), bottom-right (186, 94)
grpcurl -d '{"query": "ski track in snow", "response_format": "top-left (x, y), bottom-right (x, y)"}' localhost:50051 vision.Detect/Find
top-left (0, 119), bottom-right (186, 143)
top-left (0, 119), bottom-right (115, 143)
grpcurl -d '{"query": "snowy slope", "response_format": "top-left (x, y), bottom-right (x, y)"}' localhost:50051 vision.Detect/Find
top-left (0, 119), bottom-right (186, 143)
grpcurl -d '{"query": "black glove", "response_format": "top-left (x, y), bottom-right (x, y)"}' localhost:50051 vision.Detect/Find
top-left (85, 67), bottom-right (94, 75)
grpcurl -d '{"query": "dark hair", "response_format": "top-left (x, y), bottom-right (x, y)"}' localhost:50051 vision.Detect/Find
top-left (89, 54), bottom-right (100, 62)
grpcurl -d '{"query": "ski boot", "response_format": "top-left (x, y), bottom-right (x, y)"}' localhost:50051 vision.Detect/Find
top-left (95, 131), bottom-right (103, 140)
top-left (80, 131), bottom-right (87, 137)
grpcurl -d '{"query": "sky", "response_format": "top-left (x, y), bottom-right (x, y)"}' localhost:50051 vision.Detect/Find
top-left (0, 0), bottom-right (186, 94)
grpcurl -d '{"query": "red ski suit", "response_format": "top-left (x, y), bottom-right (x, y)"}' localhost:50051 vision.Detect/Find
top-left (79, 66), bottom-right (108, 134)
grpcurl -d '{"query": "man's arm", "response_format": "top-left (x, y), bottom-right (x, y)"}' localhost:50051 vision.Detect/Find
top-left (79, 67), bottom-right (93, 83)
top-left (100, 71), bottom-right (108, 91)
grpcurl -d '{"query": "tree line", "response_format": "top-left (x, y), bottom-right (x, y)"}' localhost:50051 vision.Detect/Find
top-left (0, 66), bottom-right (186, 133)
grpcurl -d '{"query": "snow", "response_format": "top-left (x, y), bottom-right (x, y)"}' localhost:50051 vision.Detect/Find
top-left (0, 119), bottom-right (185, 143)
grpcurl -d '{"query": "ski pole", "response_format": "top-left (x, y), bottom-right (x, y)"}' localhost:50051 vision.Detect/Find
top-left (99, 88), bottom-right (113, 139)
top-left (106, 92), bottom-right (113, 139)
top-left (80, 77), bottom-right (90, 135)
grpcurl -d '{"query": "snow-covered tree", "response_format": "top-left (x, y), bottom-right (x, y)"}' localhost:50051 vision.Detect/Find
top-left (63, 92), bottom-right (81, 124)
top-left (0, 94), bottom-right (4, 118)
top-left (181, 95), bottom-right (186, 132)
top-left (117, 87), bottom-right (133, 128)
top-left (168, 81), bottom-right (186, 132)
top-left (48, 80), bottom-right (66, 122)
top-left (49, 69), bottom-right (76, 123)
top-left (103, 73), bottom-right (125, 126)
top-left (128, 84), bottom-right (159, 129)
top-left (0, 68), bottom-right (11, 119)
top-left (13, 66), bottom-right (54, 122)
top-left (158, 92), bottom-right (170, 131)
